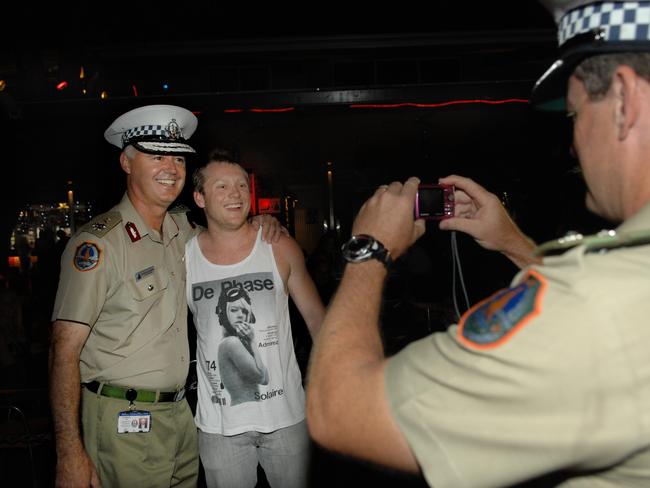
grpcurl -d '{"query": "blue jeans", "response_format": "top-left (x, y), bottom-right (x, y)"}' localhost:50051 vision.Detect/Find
top-left (198, 420), bottom-right (310, 488)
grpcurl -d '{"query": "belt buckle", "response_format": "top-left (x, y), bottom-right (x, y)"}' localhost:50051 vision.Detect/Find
top-left (173, 388), bottom-right (185, 402)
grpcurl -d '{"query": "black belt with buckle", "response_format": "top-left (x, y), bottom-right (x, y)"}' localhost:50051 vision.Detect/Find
top-left (83, 381), bottom-right (185, 403)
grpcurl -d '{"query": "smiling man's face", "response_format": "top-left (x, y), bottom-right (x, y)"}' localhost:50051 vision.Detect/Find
top-left (194, 161), bottom-right (251, 231)
top-left (122, 148), bottom-right (186, 213)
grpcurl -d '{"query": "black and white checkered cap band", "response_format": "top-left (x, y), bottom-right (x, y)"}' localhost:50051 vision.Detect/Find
top-left (559, 1), bottom-right (650, 46)
top-left (121, 124), bottom-right (184, 144)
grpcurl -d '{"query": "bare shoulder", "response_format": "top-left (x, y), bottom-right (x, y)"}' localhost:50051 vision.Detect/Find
top-left (271, 233), bottom-right (304, 260)
top-left (271, 234), bottom-right (307, 282)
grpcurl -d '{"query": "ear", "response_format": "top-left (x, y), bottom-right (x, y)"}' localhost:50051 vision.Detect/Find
top-left (612, 65), bottom-right (640, 140)
top-left (194, 190), bottom-right (206, 209)
top-left (120, 152), bottom-right (132, 174)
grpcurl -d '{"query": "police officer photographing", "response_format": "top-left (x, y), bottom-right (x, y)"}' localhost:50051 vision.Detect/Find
top-left (49, 105), bottom-right (280, 487)
top-left (307, 1), bottom-right (650, 486)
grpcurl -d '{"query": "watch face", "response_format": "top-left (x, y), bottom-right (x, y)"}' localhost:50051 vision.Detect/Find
top-left (342, 234), bottom-right (391, 268)
top-left (343, 234), bottom-right (375, 262)
top-left (347, 236), bottom-right (371, 253)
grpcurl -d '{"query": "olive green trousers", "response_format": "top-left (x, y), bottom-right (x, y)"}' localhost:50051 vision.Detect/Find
top-left (81, 386), bottom-right (198, 488)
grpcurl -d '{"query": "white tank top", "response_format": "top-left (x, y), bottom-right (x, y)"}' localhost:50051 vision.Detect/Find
top-left (186, 229), bottom-right (305, 435)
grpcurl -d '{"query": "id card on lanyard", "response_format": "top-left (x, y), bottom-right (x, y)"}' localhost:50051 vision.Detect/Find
top-left (117, 410), bottom-right (152, 433)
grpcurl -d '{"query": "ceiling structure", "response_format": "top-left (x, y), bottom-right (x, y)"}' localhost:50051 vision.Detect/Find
top-left (2, 1), bottom-right (603, 276)
top-left (1, 3), bottom-right (558, 109)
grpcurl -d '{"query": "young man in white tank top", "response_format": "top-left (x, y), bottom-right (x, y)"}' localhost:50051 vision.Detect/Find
top-left (186, 149), bottom-right (324, 488)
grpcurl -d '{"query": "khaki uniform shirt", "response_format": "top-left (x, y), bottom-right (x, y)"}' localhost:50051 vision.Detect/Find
top-left (53, 194), bottom-right (196, 391)
top-left (386, 203), bottom-right (650, 488)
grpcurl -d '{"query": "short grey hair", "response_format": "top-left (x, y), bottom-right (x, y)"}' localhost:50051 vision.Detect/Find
top-left (574, 52), bottom-right (650, 100)
top-left (122, 145), bottom-right (137, 160)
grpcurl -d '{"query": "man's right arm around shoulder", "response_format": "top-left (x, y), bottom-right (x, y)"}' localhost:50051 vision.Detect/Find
top-left (49, 320), bottom-right (101, 488)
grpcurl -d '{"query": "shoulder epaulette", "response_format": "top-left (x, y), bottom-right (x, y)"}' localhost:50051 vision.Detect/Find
top-left (535, 229), bottom-right (650, 257)
top-left (170, 209), bottom-right (199, 232)
top-left (78, 211), bottom-right (122, 238)
top-left (169, 204), bottom-right (190, 214)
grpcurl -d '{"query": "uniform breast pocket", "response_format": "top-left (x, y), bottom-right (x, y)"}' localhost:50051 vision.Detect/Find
top-left (126, 267), bottom-right (170, 303)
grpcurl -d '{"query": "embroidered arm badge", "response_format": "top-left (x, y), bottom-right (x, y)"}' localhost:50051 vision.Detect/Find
top-left (458, 269), bottom-right (547, 349)
top-left (73, 241), bottom-right (102, 272)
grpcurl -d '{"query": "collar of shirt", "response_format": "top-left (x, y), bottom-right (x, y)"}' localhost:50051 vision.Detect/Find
top-left (617, 201), bottom-right (650, 235)
top-left (116, 193), bottom-right (180, 245)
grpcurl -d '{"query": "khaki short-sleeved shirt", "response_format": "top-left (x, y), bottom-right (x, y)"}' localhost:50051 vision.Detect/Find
top-left (53, 194), bottom-right (197, 390)
top-left (386, 203), bottom-right (650, 488)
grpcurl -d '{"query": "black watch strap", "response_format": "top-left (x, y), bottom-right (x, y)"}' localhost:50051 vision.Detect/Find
top-left (373, 246), bottom-right (392, 270)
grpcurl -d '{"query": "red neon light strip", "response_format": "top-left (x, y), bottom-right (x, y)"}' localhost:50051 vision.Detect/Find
top-left (222, 99), bottom-right (528, 114)
top-left (249, 107), bottom-right (295, 113)
top-left (350, 99), bottom-right (529, 109)
top-left (224, 107), bottom-right (295, 113)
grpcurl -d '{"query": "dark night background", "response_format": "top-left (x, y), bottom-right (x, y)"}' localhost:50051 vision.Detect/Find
top-left (0, 2), bottom-right (614, 486)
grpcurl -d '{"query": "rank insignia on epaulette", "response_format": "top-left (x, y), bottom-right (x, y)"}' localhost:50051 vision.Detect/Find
top-left (125, 222), bottom-right (141, 242)
top-left (535, 228), bottom-right (650, 256)
top-left (73, 242), bottom-right (101, 271)
top-left (81, 211), bottom-right (121, 237)
top-left (458, 269), bottom-right (547, 350)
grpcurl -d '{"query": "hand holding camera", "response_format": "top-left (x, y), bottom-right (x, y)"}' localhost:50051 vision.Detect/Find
top-left (351, 177), bottom-right (425, 261)
top-left (437, 174), bottom-right (539, 269)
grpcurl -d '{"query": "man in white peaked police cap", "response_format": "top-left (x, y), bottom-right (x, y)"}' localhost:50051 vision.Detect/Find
top-left (49, 104), bottom-right (281, 487)
top-left (307, 2), bottom-right (650, 487)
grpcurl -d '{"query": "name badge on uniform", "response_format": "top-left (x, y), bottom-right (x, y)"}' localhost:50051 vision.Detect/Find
top-left (117, 410), bottom-right (152, 433)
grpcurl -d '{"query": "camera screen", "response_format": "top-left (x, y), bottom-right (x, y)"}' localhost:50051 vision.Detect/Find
top-left (418, 187), bottom-right (445, 217)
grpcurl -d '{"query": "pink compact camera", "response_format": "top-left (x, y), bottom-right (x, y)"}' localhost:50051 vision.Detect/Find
top-left (415, 184), bottom-right (454, 220)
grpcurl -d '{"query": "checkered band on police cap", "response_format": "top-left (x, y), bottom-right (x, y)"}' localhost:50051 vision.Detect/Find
top-left (559, 1), bottom-right (650, 45)
top-left (121, 124), bottom-right (173, 143)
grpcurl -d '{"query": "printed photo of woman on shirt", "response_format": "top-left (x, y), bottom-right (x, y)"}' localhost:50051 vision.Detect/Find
top-left (216, 285), bottom-right (269, 406)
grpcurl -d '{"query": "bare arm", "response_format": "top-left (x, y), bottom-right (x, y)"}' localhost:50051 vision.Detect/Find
top-left (239, 328), bottom-right (269, 385)
top-left (275, 236), bottom-right (325, 339)
top-left (307, 178), bottom-right (424, 472)
top-left (49, 320), bottom-right (101, 488)
top-left (438, 175), bottom-right (540, 269)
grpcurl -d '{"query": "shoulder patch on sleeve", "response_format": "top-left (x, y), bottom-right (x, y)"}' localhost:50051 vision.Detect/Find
top-left (79, 211), bottom-right (122, 238)
top-left (458, 269), bottom-right (547, 350)
top-left (73, 242), bottom-right (102, 271)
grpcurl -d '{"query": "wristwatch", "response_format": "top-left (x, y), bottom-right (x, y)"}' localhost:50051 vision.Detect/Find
top-left (341, 234), bottom-right (392, 270)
